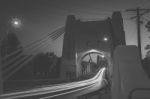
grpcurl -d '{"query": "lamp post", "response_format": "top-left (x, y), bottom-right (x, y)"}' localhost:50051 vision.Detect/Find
top-left (5, 18), bottom-right (22, 56)
top-left (0, 17), bottom-right (22, 94)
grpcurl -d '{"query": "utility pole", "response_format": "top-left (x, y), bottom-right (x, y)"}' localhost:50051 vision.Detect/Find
top-left (126, 7), bottom-right (150, 59)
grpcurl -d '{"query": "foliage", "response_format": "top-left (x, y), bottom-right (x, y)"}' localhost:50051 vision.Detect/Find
top-left (0, 33), bottom-right (22, 58)
top-left (33, 52), bottom-right (59, 78)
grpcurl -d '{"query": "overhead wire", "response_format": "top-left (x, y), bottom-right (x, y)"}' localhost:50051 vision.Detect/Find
top-left (3, 36), bottom-right (52, 80)
top-left (2, 27), bottom-right (65, 79)
top-left (3, 2), bottom-right (143, 79)
top-left (3, 27), bottom-right (64, 60)
top-left (2, 36), bottom-right (49, 68)
top-left (3, 27), bottom-right (65, 73)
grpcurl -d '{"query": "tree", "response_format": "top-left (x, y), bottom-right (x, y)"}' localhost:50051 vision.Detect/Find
top-left (145, 45), bottom-right (150, 58)
top-left (143, 42), bottom-right (150, 77)
top-left (144, 36), bottom-right (150, 59)
top-left (33, 52), bottom-right (57, 78)
top-left (1, 33), bottom-right (21, 58)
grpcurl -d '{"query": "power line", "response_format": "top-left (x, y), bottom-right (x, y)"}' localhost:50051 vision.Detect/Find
top-left (126, 7), bottom-right (150, 58)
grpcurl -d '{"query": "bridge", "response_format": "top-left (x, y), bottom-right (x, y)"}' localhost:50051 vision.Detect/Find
top-left (0, 11), bottom-right (150, 99)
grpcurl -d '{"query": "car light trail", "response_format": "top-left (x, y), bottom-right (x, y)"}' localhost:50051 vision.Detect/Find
top-left (0, 67), bottom-right (106, 99)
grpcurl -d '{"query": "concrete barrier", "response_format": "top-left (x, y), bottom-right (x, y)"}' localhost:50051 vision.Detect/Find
top-left (112, 46), bottom-right (150, 99)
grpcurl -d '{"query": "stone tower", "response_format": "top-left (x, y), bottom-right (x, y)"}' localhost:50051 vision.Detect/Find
top-left (60, 12), bottom-right (126, 80)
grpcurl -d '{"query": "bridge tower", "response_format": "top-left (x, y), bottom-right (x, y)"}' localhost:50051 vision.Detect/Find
top-left (60, 11), bottom-right (126, 80)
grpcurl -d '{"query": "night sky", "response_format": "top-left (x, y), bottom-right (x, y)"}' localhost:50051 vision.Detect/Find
top-left (0, 0), bottom-right (150, 57)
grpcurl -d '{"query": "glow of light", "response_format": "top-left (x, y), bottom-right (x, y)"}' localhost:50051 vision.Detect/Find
top-left (101, 55), bottom-right (105, 58)
top-left (0, 65), bottom-right (106, 99)
top-left (87, 49), bottom-right (100, 53)
top-left (85, 49), bottom-right (105, 58)
top-left (14, 21), bottom-right (19, 25)
top-left (80, 49), bottom-right (106, 64)
top-left (103, 37), bottom-right (108, 41)
top-left (11, 18), bottom-right (22, 28)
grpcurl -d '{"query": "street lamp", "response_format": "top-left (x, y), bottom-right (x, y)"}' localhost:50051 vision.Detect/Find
top-left (5, 17), bottom-right (22, 56)
top-left (103, 37), bottom-right (108, 42)
top-left (14, 21), bottom-right (19, 25)
top-left (11, 18), bottom-right (22, 28)
top-left (0, 17), bottom-right (22, 92)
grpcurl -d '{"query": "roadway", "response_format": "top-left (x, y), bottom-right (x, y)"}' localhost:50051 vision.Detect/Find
top-left (0, 67), bottom-right (107, 99)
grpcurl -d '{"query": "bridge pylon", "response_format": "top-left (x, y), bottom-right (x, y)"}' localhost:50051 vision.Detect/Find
top-left (60, 11), bottom-right (126, 80)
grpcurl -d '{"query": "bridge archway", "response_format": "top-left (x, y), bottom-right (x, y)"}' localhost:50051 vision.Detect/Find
top-left (76, 49), bottom-right (109, 78)
top-left (61, 11), bottom-right (126, 80)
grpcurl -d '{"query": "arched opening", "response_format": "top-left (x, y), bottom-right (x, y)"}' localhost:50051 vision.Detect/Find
top-left (77, 49), bottom-right (108, 79)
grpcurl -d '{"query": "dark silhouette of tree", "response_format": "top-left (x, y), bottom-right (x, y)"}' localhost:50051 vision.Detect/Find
top-left (33, 52), bottom-right (58, 78)
top-left (1, 32), bottom-right (22, 58)
top-left (145, 44), bottom-right (150, 59)
top-left (142, 36), bottom-right (150, 78)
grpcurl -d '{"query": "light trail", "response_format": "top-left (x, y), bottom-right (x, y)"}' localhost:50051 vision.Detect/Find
top-left (0, 67), bottom-right (106, 99)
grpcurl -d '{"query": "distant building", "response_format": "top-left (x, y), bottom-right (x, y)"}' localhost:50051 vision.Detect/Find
top-left (60, 11), bottom-right (126, 80)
